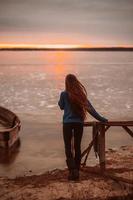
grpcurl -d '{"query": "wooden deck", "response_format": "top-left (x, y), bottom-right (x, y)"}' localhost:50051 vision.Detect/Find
top-left (81, 121), bottom-right (133, 173)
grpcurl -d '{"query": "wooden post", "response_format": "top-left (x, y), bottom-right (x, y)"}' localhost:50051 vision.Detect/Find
top-left (99, 124), bottom-right (106, 173)
top-left (83, 121), bottom-right (133, 174)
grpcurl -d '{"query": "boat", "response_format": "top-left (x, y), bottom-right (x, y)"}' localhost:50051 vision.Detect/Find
top-left (0, 106), bottom-right (21, 148)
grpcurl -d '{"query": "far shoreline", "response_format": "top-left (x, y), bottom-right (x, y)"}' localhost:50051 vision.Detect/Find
top-left (0, 47), bottom-right (133, 51)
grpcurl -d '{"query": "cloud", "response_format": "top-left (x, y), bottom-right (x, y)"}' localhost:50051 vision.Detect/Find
top-left (0, 0), bottom-right (133, 44)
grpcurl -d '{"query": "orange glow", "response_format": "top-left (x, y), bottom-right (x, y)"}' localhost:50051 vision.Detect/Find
top-left (0, 43), bottom-right (133, 49)
top-left (55, 52), bottom-right (66, 75)
top-left (41, 44), bottom-right (81, 49)
top-left (0, 44), bottom-right (81, 49)
top-left (51, 51), bottom-right (69, 76)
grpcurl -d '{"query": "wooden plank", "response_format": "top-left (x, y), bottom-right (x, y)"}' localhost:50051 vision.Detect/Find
top-left (84, 122), bottom-right (99, 127)
top-left (104, 172), bottom-right (133, 185)
top-left (93, 124), bottom-right (99, 158)
top-left (81, 167), bottom-right (133, 184)
top-left (106, 121), bottom-right (133, 126)
top-left (81, 125), bottom-right (98, 159)
top-left (84, 121), bottom-right (133, 127)
top-left (99, 124), bottom-right (106, 173)
top-left (81, 141), bottom-right (93, 167)
top-left (81, 139), bottom-right (94, 158)
top-left (82, 125), bottom-right (98, 166)
top-left (83, 120), bottom-right (133, 172)
top-left (122, 126), bottom-right (133, 137)
top-left (105, 126), bottom-right (110, 132)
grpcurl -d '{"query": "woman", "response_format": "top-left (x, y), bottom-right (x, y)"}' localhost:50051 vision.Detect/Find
top-left (58, 74), bottom-right (108, 181)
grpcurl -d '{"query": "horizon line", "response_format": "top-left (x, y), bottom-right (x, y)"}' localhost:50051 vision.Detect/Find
top-left (0, 44), bottom-right (133, 51)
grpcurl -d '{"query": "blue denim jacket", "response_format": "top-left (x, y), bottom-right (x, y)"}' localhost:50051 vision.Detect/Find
top-left (58, 91), bottom-right (108, 124)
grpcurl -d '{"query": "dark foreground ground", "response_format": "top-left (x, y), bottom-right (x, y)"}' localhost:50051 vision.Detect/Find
top-left (0, 145), bottom-right (133, 200)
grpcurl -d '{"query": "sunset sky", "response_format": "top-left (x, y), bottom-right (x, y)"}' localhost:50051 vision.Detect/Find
top-left (0, 0), bottom-right (133, 46)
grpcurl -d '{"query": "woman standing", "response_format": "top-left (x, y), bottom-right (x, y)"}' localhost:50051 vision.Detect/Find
top-left (58, 74), bottom-right (108, 181)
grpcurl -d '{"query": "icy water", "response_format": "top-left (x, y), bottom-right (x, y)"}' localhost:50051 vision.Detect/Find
top-left (0, 51), bottom-right (133, 177)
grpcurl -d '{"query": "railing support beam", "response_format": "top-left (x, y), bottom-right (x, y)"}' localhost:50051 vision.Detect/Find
top-left (99, 124), bottom-right (106, 173)
top-left (82, 121), bottom-right (133, 173)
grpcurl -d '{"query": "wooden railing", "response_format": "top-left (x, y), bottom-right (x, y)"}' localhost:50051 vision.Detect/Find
top-left (81, 121), bottom-right (133, 173)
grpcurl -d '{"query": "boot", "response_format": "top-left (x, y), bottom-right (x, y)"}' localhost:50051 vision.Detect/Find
top-left (75, 158), bottom-right (81, 171)
top-left (66, 158), bottom-right (80, 181)
top-left (73, 159), bottom-right (81, 181)
top-left (66, 158), bottom-right (76, 181)
top-left (73, 168), bottom-right (79, 181)
top-left (68, 170), bottom-right (74, 180)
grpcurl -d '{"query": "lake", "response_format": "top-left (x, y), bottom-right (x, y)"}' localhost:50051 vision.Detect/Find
top-left (0, 51), bottom-right (133, 177)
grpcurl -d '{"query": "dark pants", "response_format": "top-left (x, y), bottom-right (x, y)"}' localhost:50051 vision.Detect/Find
top-left (63, 122), bottom-right (83, 170)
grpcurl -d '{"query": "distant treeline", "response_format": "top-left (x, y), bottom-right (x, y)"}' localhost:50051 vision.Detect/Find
top-left (0, 47), bottom-right (133, 51)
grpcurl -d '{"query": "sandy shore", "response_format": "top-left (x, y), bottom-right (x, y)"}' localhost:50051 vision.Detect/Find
top-left (0, 145), bottom-right (133, 200)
